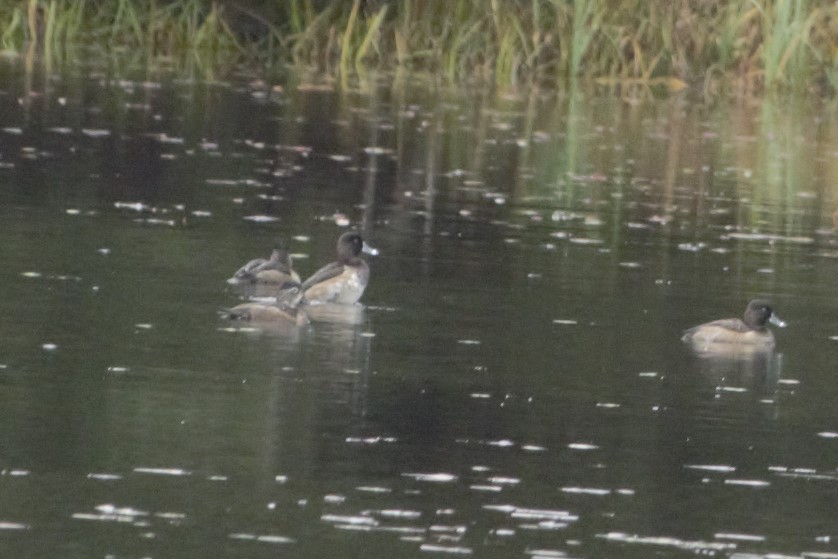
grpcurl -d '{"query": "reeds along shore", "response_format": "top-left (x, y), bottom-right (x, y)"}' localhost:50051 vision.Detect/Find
top-left (1, 0), bottom-right (836, 94)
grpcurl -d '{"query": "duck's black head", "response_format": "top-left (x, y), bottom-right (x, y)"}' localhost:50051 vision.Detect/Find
top-left (744, 300), bottom-right (786, 330)
top-left (336, 231), bottom-right (378, 262)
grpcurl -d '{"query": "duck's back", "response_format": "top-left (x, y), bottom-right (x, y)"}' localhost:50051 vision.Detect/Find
top-left (682, 318), bottom-right (775, 348)
top-left (302, 261), bottom-right (369, 304)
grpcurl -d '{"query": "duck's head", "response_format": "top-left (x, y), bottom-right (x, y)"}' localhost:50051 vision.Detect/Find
top-left (337, 231), bottom-right (378, 262)
top-left (744, 299), bottom-right (786, 330)
top-left (271, 244), bottom-right (293, 268)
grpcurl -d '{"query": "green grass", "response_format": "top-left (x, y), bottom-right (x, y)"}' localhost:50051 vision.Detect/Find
top-left (1, 0), bottom-right (837, 94)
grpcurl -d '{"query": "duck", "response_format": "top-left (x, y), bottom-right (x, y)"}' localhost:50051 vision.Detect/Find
top-left (682, 299), bottom-right (786, 353)
top-left (227, 245), bottom-right (300, 285)
top-left (301, 231), bottom-right (378, 304)
top-left (221, 283), bottom-right (310, 325)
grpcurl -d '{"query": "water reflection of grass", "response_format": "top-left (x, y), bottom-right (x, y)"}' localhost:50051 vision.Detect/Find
top-left (2, 0), bottom-right (837, 93)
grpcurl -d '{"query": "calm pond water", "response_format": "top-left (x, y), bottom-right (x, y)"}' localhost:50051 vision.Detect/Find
top-left (1, 57), bottom-right (838, 558)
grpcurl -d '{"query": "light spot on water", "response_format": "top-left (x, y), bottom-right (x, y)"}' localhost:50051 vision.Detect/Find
top-left (346, 436), bottom-right (397, 445)
top-left (470, 393), bottom-right (491, 399)
top-left (561, 486), bottom-right (611, 496)
top-left (596, 532), bottom-right (736, 552)
top-left (356, 486), bottom-right (391, 493)
top-left (487, 439), bottom-right (514, 447)
top-left (377, 509), bottom-right (421, 519)
top-left (723, 479), bottom-right (770, 487)
top-left (321, 514), bottom-right (377, 526)
top-left (552, 319), bottom-right (577, 325)
top-left (134, 323), bottom-right (153, 329)
top-left (596, 402), bottom-right (621, 409)
top-left (778, 379), bottom-right (800, 385)
top-left (324, 495), bottom-right (345, 504)
top-left (493, 528), bottom-right (515, 537)
top-left (3, 470), bottom-right (28, 477)
top-left (522, 445), bottom-right (546, 452)
top-left (133, 467), bottom-right (191, 477)
top-left (714, 532), bottom-right (765, 542)
top-left (21, 271), bottom-right (42, 278)
top-left (457, 339), bottom-right (481, 345)
top-left (716, 386), bottom-right (748, 393)
top-left (107, 366), bottom-right (129, 374)
top-left (419, 544), bottom-right (472, 555)
top-left (0, 522), bottom-right (28, 530)
top-left (817, 432), bottom-right (838, 439)
top-left (568, 442), bottom-right (599, 451)
top-left (87, 473), bottom-right (122, 481)
top-left (684, 464), bottom-right (736, 473)
top-left (242, 215), bottom-right (279, 223)
top-left (488, 476), bottom-right (520, 485)
top-left (470, 484), bottom-right (503, 492)
top-left (42, 343), bottom-right (57, 351)
top-left (525, 549), bottom-right (566, 558)
top-left (229, 533), bottom-right (295, 544)
top-left (275, 475), bottom-right (288, 483)
top-left (402, 473), bottom-right (458, 483)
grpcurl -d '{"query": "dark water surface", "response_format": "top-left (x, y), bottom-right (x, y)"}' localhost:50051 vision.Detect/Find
top-left (1, 58), bottom-right (838, 558)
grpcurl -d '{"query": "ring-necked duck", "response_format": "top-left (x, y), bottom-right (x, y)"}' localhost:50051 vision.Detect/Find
top-left (301, 231), bottom-right (378, 304)
top-left (227, 245), bottom-right (300, 285)
top-left (221, 284), bottom-right (309, 325)
top-left (682, 299), bottom-right (786, 353)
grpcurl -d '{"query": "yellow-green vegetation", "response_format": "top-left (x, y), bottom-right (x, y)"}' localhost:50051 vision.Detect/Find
top-left (1, 0), bottom-right (837, 93)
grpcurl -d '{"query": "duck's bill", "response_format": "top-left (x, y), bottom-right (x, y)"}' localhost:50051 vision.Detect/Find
top-left (769, 314), bottom-right (787, 328)
top-left (362, 242), bottom-right (379, 256)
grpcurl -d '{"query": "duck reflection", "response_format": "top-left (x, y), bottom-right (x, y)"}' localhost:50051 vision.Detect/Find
top-left (689, 350), bottom-right (785, 417)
